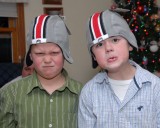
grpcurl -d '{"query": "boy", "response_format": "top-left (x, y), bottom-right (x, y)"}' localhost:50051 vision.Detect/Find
top-left (0, 14), bottom-right (83, 128)
top-left (78, 9), bottom-right (160, 128)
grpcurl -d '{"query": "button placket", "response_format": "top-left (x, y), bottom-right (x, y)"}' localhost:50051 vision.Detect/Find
top-left (50, 99), bottom-right (53, 102)
top-left (49, 123), bottom-right (52, 127)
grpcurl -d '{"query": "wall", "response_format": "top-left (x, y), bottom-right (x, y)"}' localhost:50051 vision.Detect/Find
top-left (24, 0), bottom-right (112, 84)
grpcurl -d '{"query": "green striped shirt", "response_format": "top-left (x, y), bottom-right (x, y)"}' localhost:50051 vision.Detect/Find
top-left (0, 69), bottom-right (83, 128)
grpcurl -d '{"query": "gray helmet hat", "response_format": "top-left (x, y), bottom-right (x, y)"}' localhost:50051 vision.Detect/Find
top-left (86, 9), bottom-right (138, 68)
top-left (26, 14), bottom-right (73, 66)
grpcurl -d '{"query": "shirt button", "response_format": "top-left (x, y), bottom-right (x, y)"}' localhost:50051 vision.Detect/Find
top-left (49, 124), bottom-right (52, 127)
top-left (50, 99), bottom-right (53, 102)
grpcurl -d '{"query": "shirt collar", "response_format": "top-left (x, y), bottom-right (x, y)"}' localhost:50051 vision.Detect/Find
top-left (130, 60), bottom-right (152, 88)
top-left (56, 69), bottom-right (81, 94)
top-left (26, 69), bottom-right (79, 95)
top-left (94, 60), bottom-right (151, 89)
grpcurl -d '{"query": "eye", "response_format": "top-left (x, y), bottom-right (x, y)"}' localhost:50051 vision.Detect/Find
top-left (51, 51), bottom-right (61, 56)
top-left (95, 41), bottom-right (103, 48)
top-left (111, 38), bottom-right (120, 43)
top-left (34, 52), bottom-right (45, 57)
top-left (36, 52), bottom-right (44, 55)
top-left (97, 42), bottom-right (103, 47)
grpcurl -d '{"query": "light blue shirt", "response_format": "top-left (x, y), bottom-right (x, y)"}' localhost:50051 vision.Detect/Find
top-left (78, 61), bottom-right (160, 128)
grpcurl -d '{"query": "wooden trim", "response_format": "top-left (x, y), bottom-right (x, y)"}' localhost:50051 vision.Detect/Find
top-left (12, 29), bottom-right (18, 63)
top-left (44, 7), bottom-right (63, 15)
top-left (0, 27), bottom-right (16, 32)
top-left (42, 0), bottom-right (62, 5)
top-left (16, 3), bottom-right (26, 63)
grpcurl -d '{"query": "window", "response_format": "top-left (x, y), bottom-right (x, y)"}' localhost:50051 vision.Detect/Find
top-left (0, 3), bottom-right (26, 63)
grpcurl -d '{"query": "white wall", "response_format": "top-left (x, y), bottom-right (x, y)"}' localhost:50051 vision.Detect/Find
top-left (24, 0), bottom-right (112, 84)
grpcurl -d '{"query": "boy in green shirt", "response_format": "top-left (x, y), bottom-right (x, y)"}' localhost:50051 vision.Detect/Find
top-left (0, 14), bottom-right (83, 128)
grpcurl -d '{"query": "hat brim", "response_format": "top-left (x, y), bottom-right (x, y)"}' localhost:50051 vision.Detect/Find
top-left (26, 46), bottom-right (33, 67)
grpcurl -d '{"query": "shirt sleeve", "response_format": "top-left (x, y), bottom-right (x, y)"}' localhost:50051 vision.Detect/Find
top-left (153, 79), bottom-right (160, 128)
top-left (0, 86), bottom-right (16, 128)
top-left (78, 84), bottom-right (96, 128)
top-left (155, 89), bottom-right (160, 127)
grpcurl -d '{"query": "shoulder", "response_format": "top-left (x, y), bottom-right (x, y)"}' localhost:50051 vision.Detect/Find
top-left (67, 77), bottom-right (83, 94)
top-left (63, 69), bottom-right (83, 92)
top-left (80, 71), bottom-right (107, 95)
top-left (0, 74), bottom-right (34, 96)
top-left (69, 78), bottom-right (83, 86)
top-left (5, 76), bottom-right (22, 85)
top-left (130, 60), bottom-right (160, 83)
top-left (136, 65), bottom-right (160, 82)
top-left (134, 63), bottom-right (160, 90)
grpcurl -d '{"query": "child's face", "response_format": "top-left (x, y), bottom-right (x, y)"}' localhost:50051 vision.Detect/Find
top-left (92, 36), bottom-right (133, 72)
top-left (30, 43), bottom-right (64, 80)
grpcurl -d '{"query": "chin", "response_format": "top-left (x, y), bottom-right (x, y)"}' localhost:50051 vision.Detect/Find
top-left (105, 65), bottom-right (120, 72)
top-left (40, 73), bottom-right (54, 79)
top-left (43, 76), bottom-right (55, 80)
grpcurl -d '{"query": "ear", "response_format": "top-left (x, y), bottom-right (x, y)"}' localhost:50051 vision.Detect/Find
top-left (90, 48), bottom-right (97, 61)
top-left (29, 53), bottom-right (33, 61)
top-left (91, 53), bottom-right (97, 61)
top-left (129, 45), bottom-right (133, 51)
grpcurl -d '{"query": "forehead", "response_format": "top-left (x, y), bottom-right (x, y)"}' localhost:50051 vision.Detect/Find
top-left (94, 36), bottom-right (123, 43)
top-left (104, 36), bottom-right (124, 41)
top-left (31, 43), bottom-right (61, 50)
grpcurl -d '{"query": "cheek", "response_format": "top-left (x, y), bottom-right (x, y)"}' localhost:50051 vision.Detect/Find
top-left (94, 51), bottom-right (106, 62)
top-left (117, 48), bottom-right (130, 59)
top-left (31, 56), bottom-right (42, 67)
top-left (55, 56), bottom-right (64, 66)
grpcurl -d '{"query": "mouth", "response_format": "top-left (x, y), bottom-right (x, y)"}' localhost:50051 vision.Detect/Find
top-left (43, 65), bottom-right (54, 68)
top-left (107, 56), bottom-right (117, 63)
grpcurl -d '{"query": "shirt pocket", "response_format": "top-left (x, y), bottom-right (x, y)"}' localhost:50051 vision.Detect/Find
top-left (124, 102), bottom-right (156, 127)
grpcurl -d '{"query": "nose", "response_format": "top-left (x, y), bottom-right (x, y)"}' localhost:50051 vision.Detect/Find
top-left (43, 55), bottom-right (52, 63)
top-left (104, 40), bottom-right (113, 53)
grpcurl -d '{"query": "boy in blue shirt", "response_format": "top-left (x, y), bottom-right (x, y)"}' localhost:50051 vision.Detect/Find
top-left (78, 9), bottom-right (160, 128)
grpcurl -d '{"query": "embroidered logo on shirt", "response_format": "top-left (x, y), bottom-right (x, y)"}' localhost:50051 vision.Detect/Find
top-left (137, 106), bottom-right (143, 111)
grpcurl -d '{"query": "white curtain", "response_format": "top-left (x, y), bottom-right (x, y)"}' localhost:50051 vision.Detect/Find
top-left (0, 0), bottom-right (28, 3)
top-left (0, 0), bottom-right (28, 17)
top-left (0, 3), bottom-right (17, 17)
